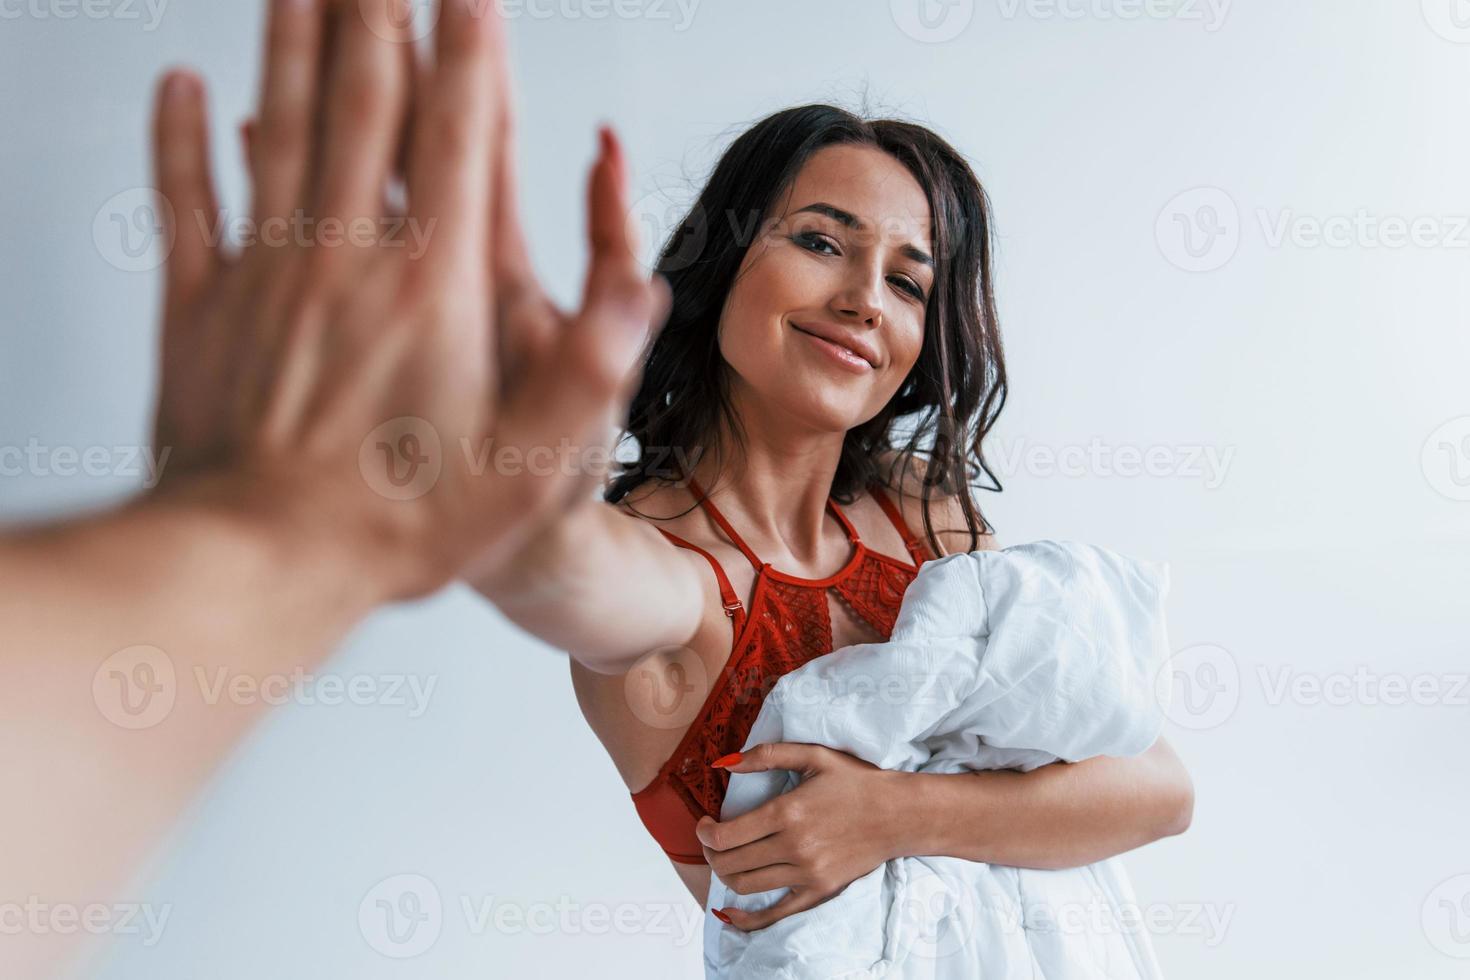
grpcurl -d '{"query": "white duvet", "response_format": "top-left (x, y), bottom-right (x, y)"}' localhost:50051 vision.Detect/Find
top-left (704, 540), bottom-right (1173, 979)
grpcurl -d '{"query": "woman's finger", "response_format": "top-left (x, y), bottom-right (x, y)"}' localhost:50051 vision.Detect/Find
top-left (568, 126), bottom-right (662, 386)
top-left (695, 804), bottom-right (780, 855)
top-left (717, 742), bottom-right (828, 775)
top-left (313, 0), bottom-right (412, 236)
top-left (720, 863), bottom-right (801, 899)
top-left (404, 0), bottom-right (501, 283)
top-left (247, 100), bottom-right (405, 222)
top-left (716, 888), bottom-right (824, 932)
top-left (485, 25), bottom-right (556, 404)
top-left (703, 833), bottom-right (789, 878)
top-left (491, 131), bottom-right (662, 481)
top-left (487, 6), bottom-right (532, 290)
top-left (481, 129), bottom-right (668, 532)
top-left (251, 0), bottom-right (328, 225)
top-left (152, 70), bottom-right (221, 313)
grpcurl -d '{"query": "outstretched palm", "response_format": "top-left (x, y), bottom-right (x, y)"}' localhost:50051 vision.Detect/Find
top-left (154, 0), bottom-right (669, 596)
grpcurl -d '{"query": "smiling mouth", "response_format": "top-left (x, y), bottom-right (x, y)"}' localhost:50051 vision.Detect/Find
top-left (790, 323), bottom-right (876, 369)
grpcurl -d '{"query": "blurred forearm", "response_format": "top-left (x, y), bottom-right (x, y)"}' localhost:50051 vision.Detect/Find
top-left (0, 477), bottom-right (389, 978)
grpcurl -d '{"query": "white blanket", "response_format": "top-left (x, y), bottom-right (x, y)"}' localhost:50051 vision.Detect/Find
top-left (704, 540), bottom-right (1173, 979)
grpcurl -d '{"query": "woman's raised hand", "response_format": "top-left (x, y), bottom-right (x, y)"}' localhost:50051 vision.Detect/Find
top-left (151, 0), bottom-right (668, 600)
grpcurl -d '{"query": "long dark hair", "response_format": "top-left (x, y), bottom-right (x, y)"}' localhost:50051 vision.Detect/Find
top-left (604, 103), bottom-right (1007, 555)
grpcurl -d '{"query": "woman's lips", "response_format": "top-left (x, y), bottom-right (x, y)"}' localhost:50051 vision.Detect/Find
top-left (791, 324), bottom-right (875, 374)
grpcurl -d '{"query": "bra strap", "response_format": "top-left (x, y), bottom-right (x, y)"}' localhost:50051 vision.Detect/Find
top-left (826, 497), bottom-right (862, 546)
top-left (870, 482), bottom-right (930, 565)
top-left (654, 527), bottom-right (748, 629)
top-left (688, 473), bottom-right (861, 560)
top-left (685, 475), bottom-right (765, 573)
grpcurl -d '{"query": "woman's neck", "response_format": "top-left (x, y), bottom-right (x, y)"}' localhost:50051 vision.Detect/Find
top-left (687, 415), bottom-right (849, 563)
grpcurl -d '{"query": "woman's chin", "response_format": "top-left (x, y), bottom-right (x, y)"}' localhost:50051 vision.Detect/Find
top-left (770, 385), bottom-right (874, 434)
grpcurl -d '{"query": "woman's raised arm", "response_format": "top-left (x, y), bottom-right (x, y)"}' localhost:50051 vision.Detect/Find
top-left (472, 500), bottom-right (707, 676)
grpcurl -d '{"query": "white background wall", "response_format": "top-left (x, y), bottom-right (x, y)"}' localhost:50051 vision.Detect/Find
top-left (3, 1), bottom-right (1468, 977)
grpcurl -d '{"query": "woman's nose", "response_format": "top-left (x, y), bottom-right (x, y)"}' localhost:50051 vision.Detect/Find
top-left (832, 267), bottom-right (885, 324)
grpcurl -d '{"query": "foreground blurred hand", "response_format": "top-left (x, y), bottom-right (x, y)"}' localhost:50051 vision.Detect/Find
top-left (0, 0), bottom-right (666, 976)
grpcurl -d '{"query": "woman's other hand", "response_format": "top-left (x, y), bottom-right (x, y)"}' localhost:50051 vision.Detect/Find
top-left (697, 742), bottom-right (908, 931)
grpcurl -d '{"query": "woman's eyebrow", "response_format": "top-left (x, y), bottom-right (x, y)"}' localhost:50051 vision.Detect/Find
top-left (792, 201), bottom-right (934, 269)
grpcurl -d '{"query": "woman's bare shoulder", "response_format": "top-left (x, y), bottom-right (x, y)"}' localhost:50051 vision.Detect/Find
top-left (873, 449), bottom-right (998, 555)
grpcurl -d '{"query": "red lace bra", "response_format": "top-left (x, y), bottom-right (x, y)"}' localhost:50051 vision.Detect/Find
top-left (629, 474), bottom-right (932, 864)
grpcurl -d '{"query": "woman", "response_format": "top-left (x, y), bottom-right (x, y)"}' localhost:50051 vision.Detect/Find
top-left (477, 103), bottom-right (1194, 931)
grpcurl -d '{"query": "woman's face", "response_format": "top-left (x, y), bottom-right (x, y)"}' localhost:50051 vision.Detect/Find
top-left (717, 143), bottom-right (934, 436)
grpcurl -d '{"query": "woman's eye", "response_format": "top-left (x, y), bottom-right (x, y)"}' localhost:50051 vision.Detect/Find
top-left (793, 231), bottom-right (838, 255)
top-left (891, 276), bottom-right (925, 301)
top-left (796, 232), bottom-right (925, 302)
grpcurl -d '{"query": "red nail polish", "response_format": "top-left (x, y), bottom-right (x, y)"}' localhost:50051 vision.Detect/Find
top-left (712, 908), bottom-right (732, 925)
top-left (710, 751), bottom-right (742, 768)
